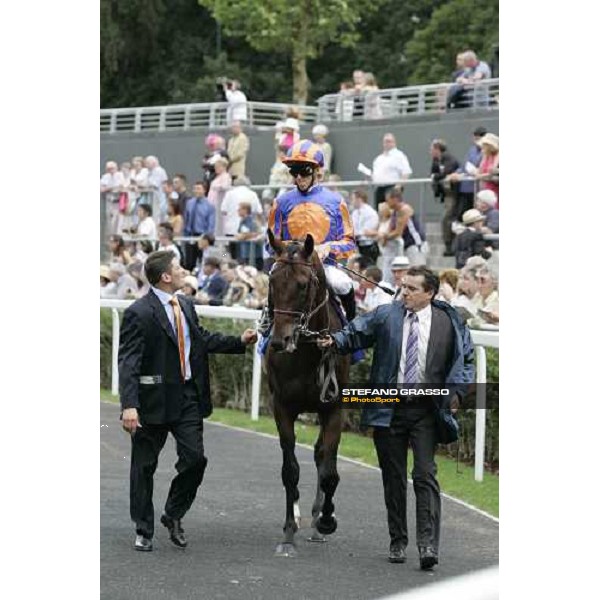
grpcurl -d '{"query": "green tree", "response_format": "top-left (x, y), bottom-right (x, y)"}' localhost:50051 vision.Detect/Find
top-left (198, 0), bottom-right (383, 104)
top-left (404, 0), bottom-right (499, 84)
top-left (307, 0), bottom-right (445, 99)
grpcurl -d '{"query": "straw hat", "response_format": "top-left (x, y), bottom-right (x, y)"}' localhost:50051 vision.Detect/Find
top-left (282, 117), bottom-right (300, 131)
top-left (462, 208), bottom-right (486, 225)
top-left (478, 133), bottom-right (499, 150)
top-left (390, 256), bottom-right (410, 270)
top-left (100, 265), bottom-right (111, 280)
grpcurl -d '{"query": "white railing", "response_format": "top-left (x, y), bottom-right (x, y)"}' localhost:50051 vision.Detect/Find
top-left (316, 78), bottom-right (499, 122)
top-left (100, 300), bottom-right (498, 481)
top-left (100, 101), bottom-right (319, 134)
top-left (100, 79), bottom-right (499, 133)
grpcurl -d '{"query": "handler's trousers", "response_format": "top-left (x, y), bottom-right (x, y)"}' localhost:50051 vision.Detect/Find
top-left (129, 384), bottom-right (208, 538)
top-left (373, 409), bottom-right (440, 551)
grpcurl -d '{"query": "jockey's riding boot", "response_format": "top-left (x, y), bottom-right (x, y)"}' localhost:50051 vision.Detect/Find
top-left (339, 289), bottom-right (356, 321)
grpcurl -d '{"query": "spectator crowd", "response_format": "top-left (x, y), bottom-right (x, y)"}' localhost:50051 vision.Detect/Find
top-left (101, 65), bottom-right (499, 329)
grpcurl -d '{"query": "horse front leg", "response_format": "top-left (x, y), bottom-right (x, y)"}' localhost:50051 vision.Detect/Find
top-left (307, 428), bottom-right (326, 542)
top-left (274, 405), bottom-right (300, 557)
top-left (315, 409), bottom-right (341, 536)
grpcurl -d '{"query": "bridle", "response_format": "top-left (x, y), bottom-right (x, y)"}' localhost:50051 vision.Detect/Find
top-left (271, 257), bottom-right (330, 342)
top-left (270, 255), bottom-right (339, 403)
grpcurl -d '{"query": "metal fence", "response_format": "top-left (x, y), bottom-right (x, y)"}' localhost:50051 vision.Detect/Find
top-left (100, 176), bottom-right (495, 266)
top-left (100, 101), bottom-right (319, 134)
top-left (316, 79), bottom-right (499, 122)
top-left (100, 79), bottom-right (499, 134)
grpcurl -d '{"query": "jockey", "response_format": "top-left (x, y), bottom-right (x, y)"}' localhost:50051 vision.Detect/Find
top-left (259, 140), bottom-right (357, 333)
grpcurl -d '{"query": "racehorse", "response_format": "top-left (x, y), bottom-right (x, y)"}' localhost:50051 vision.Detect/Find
top-left (266, 229), bottom-right (350, 557)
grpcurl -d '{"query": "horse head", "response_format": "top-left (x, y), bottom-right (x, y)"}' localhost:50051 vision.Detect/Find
top-left (267, 229), bottom-right (325, 353)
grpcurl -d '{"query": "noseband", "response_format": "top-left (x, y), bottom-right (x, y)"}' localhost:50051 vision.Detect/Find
top-left (272, 257), bottom-right (329, 340)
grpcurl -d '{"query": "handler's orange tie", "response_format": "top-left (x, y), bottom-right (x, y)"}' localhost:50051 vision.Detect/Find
top-left (169, 297), bottom-right (186, 380)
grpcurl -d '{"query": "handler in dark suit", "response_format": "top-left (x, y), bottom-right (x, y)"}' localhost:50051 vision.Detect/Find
top-left (119, 250), bottom-right (257, 552)
top-left (318, 266), bottom-right (474, 569)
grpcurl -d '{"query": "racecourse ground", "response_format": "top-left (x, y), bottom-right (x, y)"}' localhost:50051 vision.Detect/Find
top-left (101, 401), bottom-right (498, 600)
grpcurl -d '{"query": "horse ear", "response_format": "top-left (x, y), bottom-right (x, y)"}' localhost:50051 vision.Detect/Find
top-left (267, 228), bottom-right (282, 255)
top-left (303, 233), bottom-right (314, 258)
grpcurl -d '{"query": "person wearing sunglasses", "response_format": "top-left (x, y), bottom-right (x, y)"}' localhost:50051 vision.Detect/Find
top-left (259, 140), bottom-right (357, 335)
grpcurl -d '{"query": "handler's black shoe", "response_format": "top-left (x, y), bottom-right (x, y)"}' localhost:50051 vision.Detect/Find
top-left (388, 543), bottom-right (407, 563)
top-left (134, 534), bottom-right (153, 552)
top-left (161, 513), bottom-right (187, 548)
top-left (418, 546), bottom-right (438, 570)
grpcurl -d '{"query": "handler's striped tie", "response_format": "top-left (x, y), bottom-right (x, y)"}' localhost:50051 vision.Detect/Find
top-left (404, 312), bottom-right (419, 384)
top-left (170, 297), bottom-right (186, 380)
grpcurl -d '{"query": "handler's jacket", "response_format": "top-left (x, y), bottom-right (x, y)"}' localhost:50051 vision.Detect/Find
top-left (118, 290), bottom-right (246, 423)
top-left (267, 185), bottom-right (356, 265)
top-left (331, 299), bottom-right (475, 428)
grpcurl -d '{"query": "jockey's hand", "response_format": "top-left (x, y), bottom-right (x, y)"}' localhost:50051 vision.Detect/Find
top-left (316, 243), bottom-right (331, 261)
top-left (317, 334), bottom-right (334, 349)
top-left (241, 329), bottom-right (258, 345)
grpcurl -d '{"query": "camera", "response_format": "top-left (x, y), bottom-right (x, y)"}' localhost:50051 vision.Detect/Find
top-left (216, 77), bottom-right (233, 89)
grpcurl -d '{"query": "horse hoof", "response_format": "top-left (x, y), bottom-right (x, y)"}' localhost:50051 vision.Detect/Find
top-left (274, 543), bottom-right (297, 558)
top-left (315, 514), bottom-right (337, 536)
top-left (306, 529), bottom-right (327, 543)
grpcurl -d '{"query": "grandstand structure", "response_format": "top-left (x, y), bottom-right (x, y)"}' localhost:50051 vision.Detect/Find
top-left (100, 79), bottom-right (499, 270)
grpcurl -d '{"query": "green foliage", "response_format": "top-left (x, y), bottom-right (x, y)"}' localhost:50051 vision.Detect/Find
top-left (101, 0), bottom-right (497, 107)
top-left (405, 0), bottom-right (499, 84)
top-left (199, 0), bottom-right (381, 56)
top-left (198, 0), bottom-right (384, 101)
top-left (100, 309), bottom-right (113, 389)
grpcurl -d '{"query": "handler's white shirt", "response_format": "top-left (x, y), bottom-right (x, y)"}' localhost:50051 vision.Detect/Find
top-left (397, 303), bottom-right (432, 385)
top-left (372, 148), bottom-right (413, 184)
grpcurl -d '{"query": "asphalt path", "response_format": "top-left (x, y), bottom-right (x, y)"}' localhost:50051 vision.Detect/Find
top-left (101, 401), bottom-right (498, 600)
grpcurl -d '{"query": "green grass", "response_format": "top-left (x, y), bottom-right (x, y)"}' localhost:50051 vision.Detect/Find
top-left (100, 391), bottom-right (498, 517)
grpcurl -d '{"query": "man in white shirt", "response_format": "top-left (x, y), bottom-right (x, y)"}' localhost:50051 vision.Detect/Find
top-left (136, 203), bottom-right (157, 239)
top-left (221, 176), bottom-right (262, 258)
top-left (351, 189), bottom-right (380, 264)
top-left (372, 133), bottom-right (413, 208)
top-left (101, 160), bottom-right (125, 234)
top-left (225, 80), bottom-right (248, 124)
top-left (357, 266), bottom-right (393, 313)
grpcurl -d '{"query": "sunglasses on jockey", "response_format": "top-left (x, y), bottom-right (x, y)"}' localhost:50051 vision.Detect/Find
top-left (288, 163), bottom-right (316, 178)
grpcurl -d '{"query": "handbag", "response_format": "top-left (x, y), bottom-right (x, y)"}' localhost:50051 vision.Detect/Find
top-left (118, 192), bottom-right (128, 214)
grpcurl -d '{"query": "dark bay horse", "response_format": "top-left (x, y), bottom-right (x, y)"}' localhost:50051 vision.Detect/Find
top-left (266, 229), bottom-right (350, 557)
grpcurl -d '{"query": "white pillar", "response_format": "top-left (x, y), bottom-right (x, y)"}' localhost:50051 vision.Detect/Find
top-left (474, 345), bottom-right (487, 482)
top-left (111, 308), bottom-right (120, 396)
top-left (251, 343), bottom-right (262, 421)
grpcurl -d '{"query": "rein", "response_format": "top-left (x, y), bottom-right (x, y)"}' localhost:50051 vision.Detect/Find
top-left (271, 255), bottom-right (338, 403)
